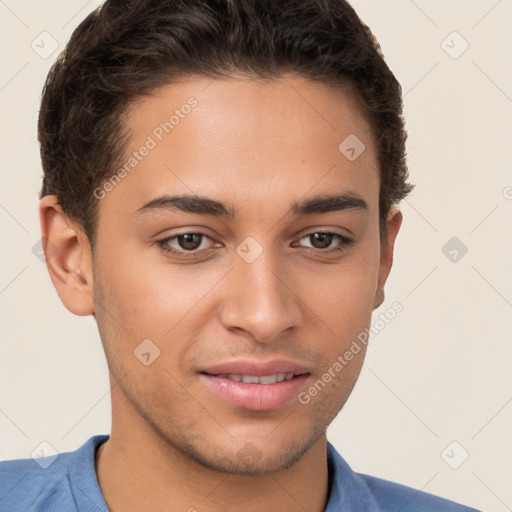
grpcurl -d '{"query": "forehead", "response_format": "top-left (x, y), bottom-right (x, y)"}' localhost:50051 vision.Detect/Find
top-left (105, 74), bottom-right (379, 216)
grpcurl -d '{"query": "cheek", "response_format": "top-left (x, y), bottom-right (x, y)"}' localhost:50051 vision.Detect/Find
top-left (297, 248), bottom-right (380, 372)
top-left (304, 247), bottom-right (380, 323)
top-left (94, 254), bottom-right (227, 372)
top-left (99, 252), bottom-right (193, 331)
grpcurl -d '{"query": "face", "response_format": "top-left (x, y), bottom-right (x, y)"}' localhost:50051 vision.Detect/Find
top-left (79, 74), bottom-right (399, 474)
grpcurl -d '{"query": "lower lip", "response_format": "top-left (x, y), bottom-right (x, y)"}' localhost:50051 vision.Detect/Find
top-left (199, 373), bottom-right (310, 411)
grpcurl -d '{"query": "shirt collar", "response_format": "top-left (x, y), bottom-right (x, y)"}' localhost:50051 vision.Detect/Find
top-left (325, 441), bottom-right (380, 511)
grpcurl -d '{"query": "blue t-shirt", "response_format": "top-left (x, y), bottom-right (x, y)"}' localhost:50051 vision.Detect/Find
top-left (0, 435), bottom-right (480, 511)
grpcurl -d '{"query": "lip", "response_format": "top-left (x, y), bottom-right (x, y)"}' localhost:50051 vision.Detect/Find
top-left (198, 359), bottom-right (311, 411)
top-left (199, 373), bottom-right (310, 411)
top-left (200, 359), bottom-right (310, 377)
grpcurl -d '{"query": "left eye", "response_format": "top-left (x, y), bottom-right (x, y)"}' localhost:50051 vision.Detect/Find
top-left (296, 232), bottom-right (352, 251)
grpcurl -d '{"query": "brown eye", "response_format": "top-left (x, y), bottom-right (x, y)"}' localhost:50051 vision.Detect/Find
top-left (298, 232), bottom-right (353, 252)
top-left (158, 232), bottom-right (217, 257)
top-left (176, 233), bottom-right (203, 251)
top-left (308, 233), bottom-right (334, 249)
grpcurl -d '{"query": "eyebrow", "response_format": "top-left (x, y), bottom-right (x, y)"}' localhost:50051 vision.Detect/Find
top-left (134, 192), bottom-right (368, 219)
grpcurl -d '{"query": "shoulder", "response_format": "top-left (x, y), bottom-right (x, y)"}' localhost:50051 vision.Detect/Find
top-left (0, 435), bottom-right (108, 512)
top-left (326, 441), bottom-right (481, 512)
top-left (355, 472), bottom-right (481, 512)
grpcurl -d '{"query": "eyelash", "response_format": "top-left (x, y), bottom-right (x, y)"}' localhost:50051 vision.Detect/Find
top-left (156, 231), bottom-right (354, 258)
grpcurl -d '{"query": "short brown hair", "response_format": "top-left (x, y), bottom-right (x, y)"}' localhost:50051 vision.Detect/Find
top-left (38, 0), bottom-right (414, 250)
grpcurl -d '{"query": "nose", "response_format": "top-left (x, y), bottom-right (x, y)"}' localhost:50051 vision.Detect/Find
top-left (218, 248), bottom-right (303, 344)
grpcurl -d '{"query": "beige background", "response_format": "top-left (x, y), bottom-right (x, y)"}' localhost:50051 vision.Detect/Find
top-left (1, 1), bottom-right (511, 510)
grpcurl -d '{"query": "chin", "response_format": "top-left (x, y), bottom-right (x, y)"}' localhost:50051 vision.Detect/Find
top-left (176, 432), bottom-right (320, 476)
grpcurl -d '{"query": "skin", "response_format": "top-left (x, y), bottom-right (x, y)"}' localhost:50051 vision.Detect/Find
top-left (40, 74), bottom-right (402, 512)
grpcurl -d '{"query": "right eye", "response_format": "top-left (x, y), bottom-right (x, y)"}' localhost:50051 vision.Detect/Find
top-left (157, 232), bottom-right (219, 257)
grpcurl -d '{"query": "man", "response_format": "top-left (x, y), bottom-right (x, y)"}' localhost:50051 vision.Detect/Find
top-left (0, 0), bottom-right (480, 510)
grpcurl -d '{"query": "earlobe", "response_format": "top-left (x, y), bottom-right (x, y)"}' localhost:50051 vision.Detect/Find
top-left (373, 209), bottom-right (403, 310)
top-left (373, 287), bottom-right (385, 309)
top-left (39, 195), bottom-right (95, 316)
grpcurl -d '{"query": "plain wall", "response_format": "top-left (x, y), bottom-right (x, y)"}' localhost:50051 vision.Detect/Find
top-left (0, 1), bottom-right (511, 511)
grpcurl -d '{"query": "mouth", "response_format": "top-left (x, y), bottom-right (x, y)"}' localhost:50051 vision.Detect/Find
top-left (198, 362), bottom-right (311, 411)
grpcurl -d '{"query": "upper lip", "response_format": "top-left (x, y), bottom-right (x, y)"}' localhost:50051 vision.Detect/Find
top-left (200, 359), bottom-right (310, 376)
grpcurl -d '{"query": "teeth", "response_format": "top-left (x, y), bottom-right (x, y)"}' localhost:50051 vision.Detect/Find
top-left (259, 374), bottom-right (277, 384)
top-left (241, 375), bottom-right (260, 384)
top-left (218, 373), bottom-right (297, 384)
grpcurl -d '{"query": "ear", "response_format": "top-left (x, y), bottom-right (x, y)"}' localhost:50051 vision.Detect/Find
top-left (39, 195), bottom-right (95, 316)
top-left (373, 209), bottom-right (403, 309)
